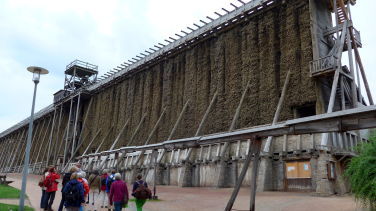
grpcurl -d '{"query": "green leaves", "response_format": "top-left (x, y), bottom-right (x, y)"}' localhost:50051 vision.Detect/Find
top-left (345, 130), bottom-right (376, 209)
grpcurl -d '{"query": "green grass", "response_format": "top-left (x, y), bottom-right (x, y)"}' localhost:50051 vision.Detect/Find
top-left (0, 203), bottom-right (34, 211)
top-left (0, 185), bottom-right (21, 199)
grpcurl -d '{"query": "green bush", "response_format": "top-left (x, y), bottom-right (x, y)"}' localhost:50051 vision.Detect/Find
top-left (0, 185), bottom-right (21, 199)
top-left (345, 131), bottom-right (376, 209)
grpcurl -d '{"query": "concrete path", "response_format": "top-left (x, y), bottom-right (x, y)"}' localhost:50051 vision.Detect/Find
top-left (6, 173), bottom-right (365, 211)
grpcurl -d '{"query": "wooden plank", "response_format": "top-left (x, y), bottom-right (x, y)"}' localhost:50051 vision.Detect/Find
top-left (63, 98), bottom-right (74, 167)
top-left (71, 93), bottom-right (82, 158)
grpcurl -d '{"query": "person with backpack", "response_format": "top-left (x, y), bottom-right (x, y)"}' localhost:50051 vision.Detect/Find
top-left (58, 166), bottom-right (78, 211)
top-left (39, 168), bottom-right (49, 210)
top-left (63, 173), bottom-right (85, 211)
top-left (77, 172), bottom-right (90, 211)
top-left (88, 170), bottom-right (101, 205)
top-left (44, 166), bottom-right (61, 210)
top-left (106, 169), bottom-right (116, 208)
top-left (100, 169), bottom-right (109, 208)
top-left (132, 175), bottom-right (151, 211)
top-left (109, 173), bottom-right (129, 211)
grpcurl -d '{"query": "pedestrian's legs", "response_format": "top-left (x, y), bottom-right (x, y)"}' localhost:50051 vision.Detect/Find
top-left (114, 201), bottom-right (123, 211)
top-left (58, 192), bottom-right (65, 211)
top-left (40, 190), bottom-right (46, 209)
top-left (44, 191), bottom-right (51, 209)
top-left (135, 199), bottom-right (146, 211)
top-left (47, 191), bottom-right (56, 209)
top-left (66, 207), bottom-right (80, 211)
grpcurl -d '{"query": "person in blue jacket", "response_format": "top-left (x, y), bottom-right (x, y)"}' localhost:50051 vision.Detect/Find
top-left (62, 173), bottom-right (85, 211)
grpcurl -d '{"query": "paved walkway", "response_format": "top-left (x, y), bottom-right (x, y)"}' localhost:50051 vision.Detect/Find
top-left (6, 173), bottom-right (366, 211)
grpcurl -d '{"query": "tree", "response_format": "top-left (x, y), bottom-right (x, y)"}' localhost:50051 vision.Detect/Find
top-left (345, 130), bottom-right (376, 210)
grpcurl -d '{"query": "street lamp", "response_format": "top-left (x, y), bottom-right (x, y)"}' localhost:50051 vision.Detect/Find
top-left (19, 66), bottom-right (48, 211)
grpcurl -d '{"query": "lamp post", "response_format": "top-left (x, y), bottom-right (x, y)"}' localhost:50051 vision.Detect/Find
top-left (19, 66), bottom-right (49, 211)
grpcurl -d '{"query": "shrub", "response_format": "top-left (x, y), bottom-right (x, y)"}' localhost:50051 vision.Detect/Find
top-left (345, 130), bottom-right (376, 210)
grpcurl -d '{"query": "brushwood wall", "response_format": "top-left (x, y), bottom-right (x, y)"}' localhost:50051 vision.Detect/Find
top-left (80, 0), bottom-right (316, 153)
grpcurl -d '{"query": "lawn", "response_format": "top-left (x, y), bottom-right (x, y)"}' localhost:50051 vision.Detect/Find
top-left (0, 203), bottom-right (34, 211)
top-left (0, 185), bottom-right (21, 199)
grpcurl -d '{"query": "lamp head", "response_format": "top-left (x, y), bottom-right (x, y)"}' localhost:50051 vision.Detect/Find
top-left (27, 66), bottom-right (49, 83)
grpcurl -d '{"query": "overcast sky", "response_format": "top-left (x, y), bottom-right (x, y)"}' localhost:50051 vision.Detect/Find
top-left (0, 0), bottom-right (375, 132)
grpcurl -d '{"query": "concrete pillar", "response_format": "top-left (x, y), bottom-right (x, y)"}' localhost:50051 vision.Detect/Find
top-left (315, 151), bottom-right (334, 195)
top-left (256, 156), bottom-right (273, 192)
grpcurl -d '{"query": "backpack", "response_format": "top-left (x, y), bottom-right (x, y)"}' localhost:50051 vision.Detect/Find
top-left (106, 175), bottom-right (115, 190)
top-left (133, 181), bottom-right (152, 200)
top-left (101, 177), bottom-right (107, 186)
top-left (65, 183), bottom-right (81, 204)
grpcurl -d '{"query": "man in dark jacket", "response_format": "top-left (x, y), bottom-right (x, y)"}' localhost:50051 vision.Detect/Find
top-left (58, 166), bottom-right (78, 211)
top-left (62, 173), bottom-right (85, 211)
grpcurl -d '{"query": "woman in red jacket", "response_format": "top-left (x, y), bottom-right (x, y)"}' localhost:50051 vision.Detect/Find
top-left (44, 166), bottom-right (60, 210)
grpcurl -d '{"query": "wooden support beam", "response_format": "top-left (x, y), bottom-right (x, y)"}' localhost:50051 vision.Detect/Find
top-left (225, 137), bottom-right (262, 211)
top-left (168, 100), bottom-right (190, 141)
top-left (33, 116), bottom-right (52, 168)
top-left (120, 108), bottom-right (166, 169)
top-left (264, 69), bottom-right (292, 152)
top-left (110, 118), bottom-right (130, 150)
top-left (63, 98), bottom-right (74, 167)
top-left (46, 107), bottom-right (57, 165)
top-left (9, 130), bottom-right (26, 170)
top-left (3, 132), bottom-right (22, 170)
top-left (249, 139), bottom-right (262, 211)
top-left (71, 92), bottom-right (81, 158)
top-left (50, 105), bottom-right (64, 165)
top-left (71, 93), bottom-right (81, 157)
top-left (75, 99), bottom-right (93, 150)
top-left (62, 130), bottom-right (101, 172)
top-left (220, 81), bottom-right (251, 159)
top-left (127, 113), bottom-right (147, 146)
top-left (195, 91), bottom-right (218, 136)
top-left (54, 122), bottom-right (69, 165)
top-left (81, 131), bottom-right (99, 156)
top-left (349, 28), bottom-right (374, 105)
top-left (346, 27), bottom-right (358, 107)
top-left (95, 127), bottom-right (114, 153)
top-left (322, 21), bottom-right (348, 146)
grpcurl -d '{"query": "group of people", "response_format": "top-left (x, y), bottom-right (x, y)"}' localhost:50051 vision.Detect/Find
top-left (39, 164), bottom-right (152, 211)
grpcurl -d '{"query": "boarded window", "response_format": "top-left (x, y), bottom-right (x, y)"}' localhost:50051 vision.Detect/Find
top-left (327, 162), bottom-right (336, 180)
top-left (285, 161), bottom-right (312, 179)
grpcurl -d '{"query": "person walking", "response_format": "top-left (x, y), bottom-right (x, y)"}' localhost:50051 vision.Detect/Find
top-left (106, 169), bottom-right (116, 209)
top-left (99, 169), bottom-right (109, 208)
top-left (39, 168), bottom-right (49, 210)
top-left (63, 173), bottom-right (85, 211)
top-left (44, 166), bottom-right (60, 210)
top-left (77, 172), bottom-right (90, 211)
top-left (132, 175), bottom-right (151, 211)
top-left (58, 166), bottom-right (78, 211)
top-left (88, 170), bottom-right (101, 206)
top-left (109, 173), bottom-right (129, 211)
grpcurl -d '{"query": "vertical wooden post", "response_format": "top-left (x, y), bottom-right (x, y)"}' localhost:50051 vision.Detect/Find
top-left (71, 93), bottom-right (81, 158)
top-left (63, 98), bottom-right (74, 167)
top-left (46, 107), bottom-right (57, 165)
top-left (249, 138), bottom-right (262, 211)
